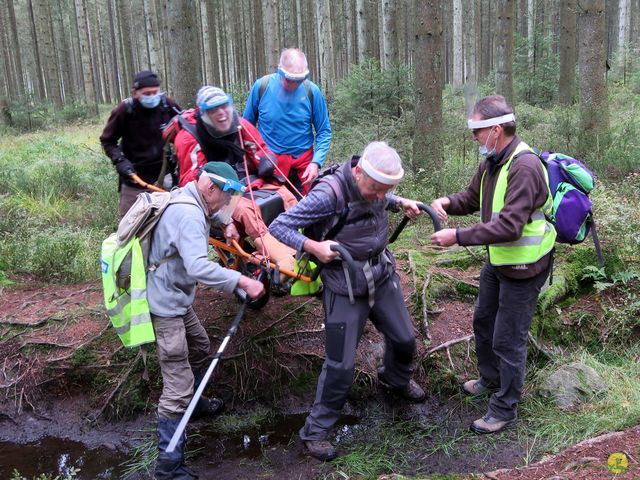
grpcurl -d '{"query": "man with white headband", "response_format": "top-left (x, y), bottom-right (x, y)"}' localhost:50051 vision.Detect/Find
top-left (243, 48), bottom-right (332, 197)
top-left (430, 95), bottom-right (556, 434)
top-left (270, 141), bottom-right (426, 461)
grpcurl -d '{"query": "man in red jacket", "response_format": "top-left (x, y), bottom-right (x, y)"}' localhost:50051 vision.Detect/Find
top-left (169, 86), bottom-right (297, 278)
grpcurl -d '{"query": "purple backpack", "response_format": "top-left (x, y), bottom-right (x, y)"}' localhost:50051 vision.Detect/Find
top-left (540, 152), bottom-right (594, 244)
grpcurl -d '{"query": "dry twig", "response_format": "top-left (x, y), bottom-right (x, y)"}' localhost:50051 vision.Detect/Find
top-left (425, 334), bottom-right (474, 356)
top-left (420, 272), bottom-right (432, 340)
top-left (251, 298), bottom-right (316, 338)
top-left (90, 350), bottom-right (141, 423)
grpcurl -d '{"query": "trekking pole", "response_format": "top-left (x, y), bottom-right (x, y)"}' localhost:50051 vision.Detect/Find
top-left (166, 289), bottom-right (250, 453)
top-left (388, 202), bottom-right (441, 244)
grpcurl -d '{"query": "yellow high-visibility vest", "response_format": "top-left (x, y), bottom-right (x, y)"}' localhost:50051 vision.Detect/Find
top-left (480, 142), bottom-right (556, 266)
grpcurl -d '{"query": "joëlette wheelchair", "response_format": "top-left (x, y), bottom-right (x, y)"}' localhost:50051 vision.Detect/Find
top-left (135, 166), bottom-right (441, 310)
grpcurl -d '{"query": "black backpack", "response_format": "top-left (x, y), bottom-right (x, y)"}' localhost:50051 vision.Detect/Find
top-left (302, 165), bottom-right (350, 242)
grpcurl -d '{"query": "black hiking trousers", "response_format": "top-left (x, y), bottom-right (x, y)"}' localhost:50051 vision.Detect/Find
top-left (299, 272), bottom-right (416, 441)
top-left (474, 260), bottom-right (550, 421)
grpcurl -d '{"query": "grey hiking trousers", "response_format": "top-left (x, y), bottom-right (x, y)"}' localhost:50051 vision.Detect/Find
top-left (300, 272), bottom-right (416, 441)
top-left (474, 261), bottom-right (550, 421)
top-left (152, 307), bottom-right (210, 418)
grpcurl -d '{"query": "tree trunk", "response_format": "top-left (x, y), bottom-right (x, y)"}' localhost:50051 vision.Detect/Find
top-left (117, 0), bottom-right (134, 86)
top-left (413, 0), bottom-right (443, 179)
top-left (74, 0), bottom-right (98, 113)
top-left (382, 0), bottom-right (397, 68)
top-left (107, 0), bottom-right (123, 100)
top-left (144, 0), bottom-right (163, 76)
top-left (617, 0), bottom-right (630, 76)
top-left (27, 0), bottom-right (46, 99)
top-left (558, 0), bottom-right (577, 105)
top-left (6, 0), bottom-right (24, 98)
top-left (316, 0), bottom-right (335, 96)
top-left (452, 0), bottom-right (463, 87)
top-left (577, 0), bottom-right (609, 149)
top-left (463, 0), bottom-right (477, 87)
top-left (262, 0), bottom-right (280, 72)
top-left (356, 0), bottom-right (369, 62)
top-left (495, 0), bottom-right (515, 104)
top-left (166, 0), bottom-right (202, 107)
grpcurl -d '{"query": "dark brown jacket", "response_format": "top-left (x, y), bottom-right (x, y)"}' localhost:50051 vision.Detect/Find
top-left (448, 136), bottom-right (552, 278)
top-left (100, 95), bottom-right (180, 186)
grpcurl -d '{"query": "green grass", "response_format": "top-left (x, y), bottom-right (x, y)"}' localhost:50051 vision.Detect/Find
top-left (520, 349), bottom-right (640, 456)
top-left (0, 124), bottom-right (118, 283)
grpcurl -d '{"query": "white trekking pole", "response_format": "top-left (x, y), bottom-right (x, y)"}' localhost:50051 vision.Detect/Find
top-left (166, 290), bottom-right (249, 453)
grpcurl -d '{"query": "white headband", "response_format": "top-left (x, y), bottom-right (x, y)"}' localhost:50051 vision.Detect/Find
top-left (467, 113), bottom-right (516, 129)
top-left (360, 157), bottom-right (404, 185)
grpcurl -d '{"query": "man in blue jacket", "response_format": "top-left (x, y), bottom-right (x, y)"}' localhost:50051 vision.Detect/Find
top-left (243, 48), bottom-right (332, 197)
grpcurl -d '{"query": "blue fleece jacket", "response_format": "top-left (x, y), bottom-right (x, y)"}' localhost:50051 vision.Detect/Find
top-left (243, 73), bottom-right (332, 167)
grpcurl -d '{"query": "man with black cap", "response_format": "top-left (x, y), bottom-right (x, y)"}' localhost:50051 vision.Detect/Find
top-left (148, 160), bottom-right (265, 479)
top-left (100, 70), bottom-right (180, 217)
top-left (269, 141), bottom-right (426, 461)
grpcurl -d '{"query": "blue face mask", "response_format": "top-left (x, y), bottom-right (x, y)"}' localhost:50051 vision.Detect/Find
top-left (139, 93), bottom-right (161, 109)
top-left (479, 127), bottom-right (497, 158)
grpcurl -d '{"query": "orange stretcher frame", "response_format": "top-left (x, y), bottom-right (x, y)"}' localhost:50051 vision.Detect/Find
top-left (131, 174), bottom-right (313, 284)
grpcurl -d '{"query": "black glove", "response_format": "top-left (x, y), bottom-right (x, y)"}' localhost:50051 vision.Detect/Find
top-left (257, 153), bottom-right (276, 179)
top-left (114, 156), bottom-right (135, 177)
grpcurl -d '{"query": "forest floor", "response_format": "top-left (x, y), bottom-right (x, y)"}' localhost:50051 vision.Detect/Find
top-left (0, 261), bottom-right (638, 480)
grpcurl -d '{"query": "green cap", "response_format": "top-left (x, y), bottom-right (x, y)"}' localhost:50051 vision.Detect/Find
top-left (200, 162), bottom-right (240, 190)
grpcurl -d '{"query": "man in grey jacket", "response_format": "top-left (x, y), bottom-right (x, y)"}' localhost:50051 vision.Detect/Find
top-left (147, 161), bottom-right (265, 479)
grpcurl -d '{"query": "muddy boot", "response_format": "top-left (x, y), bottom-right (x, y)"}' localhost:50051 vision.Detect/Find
top-left (190, 370), bottom-right (224, 421)
top-left (155, 417), bottom-right (198, 480)
top-left (253, 233), bottom-right (296, 285)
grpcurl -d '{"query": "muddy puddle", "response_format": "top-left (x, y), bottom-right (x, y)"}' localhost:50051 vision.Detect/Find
top-left (0, 413), bottom-right (358, 479)
top-left (0, 437), bottom-right (128, 479)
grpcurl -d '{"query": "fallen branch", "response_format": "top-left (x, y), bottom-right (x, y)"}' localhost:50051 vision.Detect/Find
top-left (407, 252), bottom-right (418, 298)
top-left (251, 298), bottom-right (316, 339)
top-left (434, 271), bottom-right (480, 290)
top-left (425, 335), bottom-right (473, 356)
top-left (527, 332), bottom-right (554, 359)
top-left (256, 328), bottom-right (324, 344)
top-left (90, 350), bottom-right (141, 423)
top-left (420, 272), bottom-right (432, 340)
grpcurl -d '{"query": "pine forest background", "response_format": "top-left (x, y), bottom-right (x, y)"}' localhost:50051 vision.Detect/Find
top-left (1, 0), bottom-right (640, 175)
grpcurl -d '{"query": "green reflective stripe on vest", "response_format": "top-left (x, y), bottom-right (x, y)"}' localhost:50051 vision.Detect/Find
top-left (101, 234), bottom-right (156, 347)
top-left (480, 141), bottom-right (557, 266)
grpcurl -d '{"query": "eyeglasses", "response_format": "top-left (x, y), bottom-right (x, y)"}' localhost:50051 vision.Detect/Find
top-left (472, 127), bottom-right (486, 136)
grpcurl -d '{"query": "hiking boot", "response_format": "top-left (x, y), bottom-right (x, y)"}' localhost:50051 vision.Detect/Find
top-left (470, 414), bottom-right (518, 434)
top-left (191, 396), bottom-right (224, 420)
top-left (304, 440), bottom-right (338, 461)
top-left (461, 379), bottom-right (490, 396)
top-left (378, 369), bottom-right (426, 403)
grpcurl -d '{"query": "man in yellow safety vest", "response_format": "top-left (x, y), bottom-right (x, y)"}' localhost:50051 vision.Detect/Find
top-left (430, 95), bottom-right (555, 434)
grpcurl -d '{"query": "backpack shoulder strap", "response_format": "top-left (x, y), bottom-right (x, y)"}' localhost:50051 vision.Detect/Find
top-left (124, 97), bottom-right (134, 115)
top-left (258, 74), bottom-right (271, 103)
top-left (319, 172), bottom-right (348, 240)
top-left (303, 79), bottom-right (314, 118)
top-left (177, 114), bottom-right (202, 145)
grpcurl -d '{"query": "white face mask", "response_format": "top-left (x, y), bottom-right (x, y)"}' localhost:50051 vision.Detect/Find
top-left (478, 127), bottom-right (497, 157)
